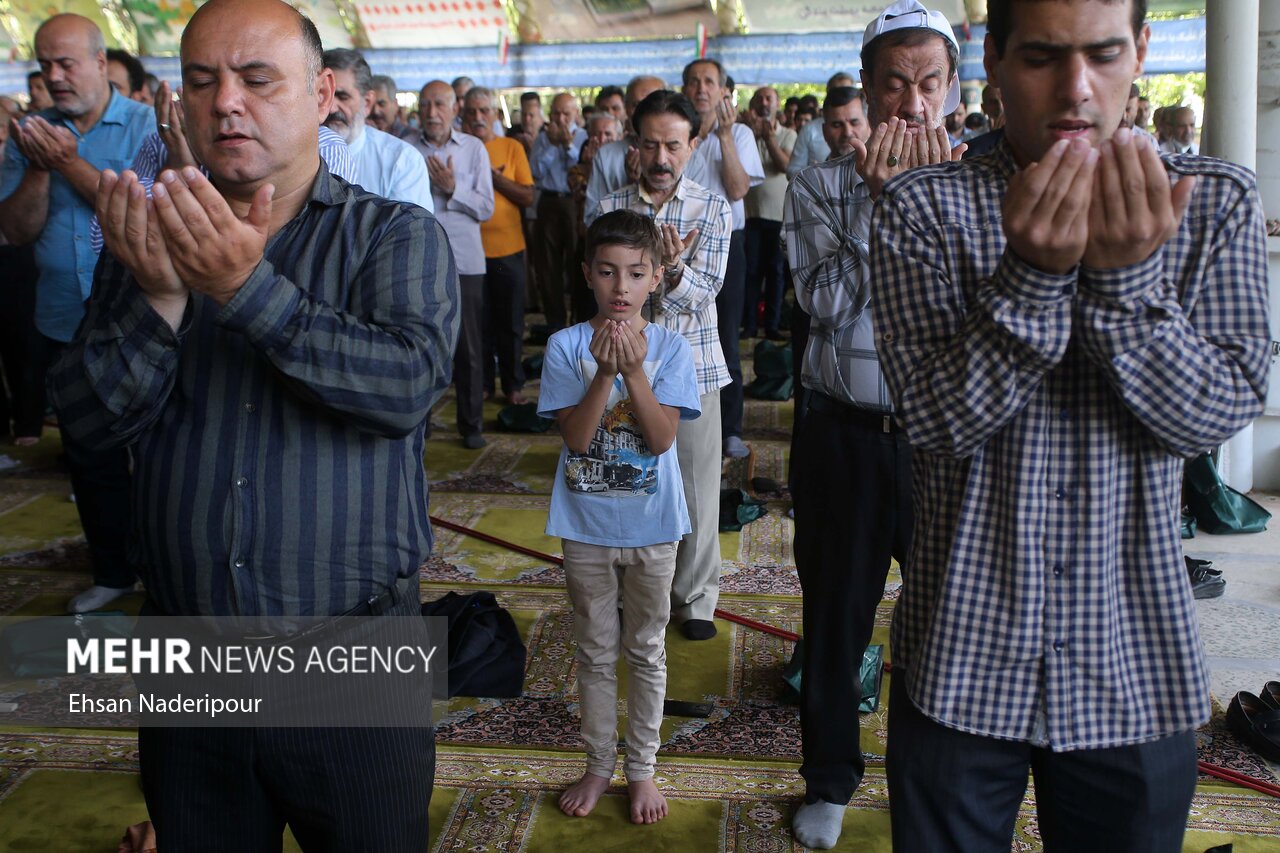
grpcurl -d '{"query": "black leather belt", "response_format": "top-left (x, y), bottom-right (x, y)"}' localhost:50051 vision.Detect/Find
top-left (807, 392), bottom-right (901, 434)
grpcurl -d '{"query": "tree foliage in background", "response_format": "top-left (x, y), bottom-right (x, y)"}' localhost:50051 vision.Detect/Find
top-left (1138, 72), bottom-right (1207, 120)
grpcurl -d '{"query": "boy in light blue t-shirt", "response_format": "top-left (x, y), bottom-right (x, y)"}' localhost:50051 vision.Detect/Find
top-left (537, 210), bottom-right (700, 825)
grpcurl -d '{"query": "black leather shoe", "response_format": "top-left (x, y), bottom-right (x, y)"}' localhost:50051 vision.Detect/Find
top-left (1226, 691), bottom-right (1280, 762)
top-left (1261, 681), bottom-right (1280, 711)
top-left (1187, 557), bottom-right (1225, 599)
top-left (681, 619), bottom-right (717, 641)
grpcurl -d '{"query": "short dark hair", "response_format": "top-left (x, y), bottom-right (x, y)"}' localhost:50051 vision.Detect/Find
top-left (826, 71), bottom-right (855, 89)
top-left (107, 49), bottom-right (146, 94)
top-left (631, 89), bottom-right (700, 140)
top-left (27, 70), bottom-right (42, 84)
top-left (799, 94), bottom-right (820, 111)
top-left (784, 96), bottom-right (800, 108)
top-left (585, 209), bottom-right (662, 270)
top-left (823, 86), bottom-right (865, 112)
top-left (322, 48), bottom-right (373, 95)
top-left (520, 91), bottom-right (541, 105)
top-left (1129, 82), bottom-right (1140, 98)
top-left (596, 85), bottom-right (624, 106)
top-left (682, 58), bottom-right (726, 87)
top-left (371, 74), bottom-right (398, 99)
top-left (861, 28), bottom-right (958, 86)
top-left (798, 107), bottom-right (818, 120)
top-left (987, 0), bottom-right (1147, 57)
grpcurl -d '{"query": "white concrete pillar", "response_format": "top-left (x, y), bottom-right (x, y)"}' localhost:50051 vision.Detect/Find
top-left (1255, 2), bottom-right (1280, 491)
top-left (1204, 0), bottom-right (1260, 492)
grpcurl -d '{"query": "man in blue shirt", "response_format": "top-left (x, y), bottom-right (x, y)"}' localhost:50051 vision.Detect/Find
top-left (0, 13), bottom-right (153, 614)
top-left (530, 92), bottom-right (588, 330)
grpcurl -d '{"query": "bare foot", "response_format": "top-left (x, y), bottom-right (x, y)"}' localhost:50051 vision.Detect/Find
top-left (559, 772), bottom-right (611, 817)
top-left (628, 778), bottom-right (668, 824)
top-left (117, 819), bottom-right (157, 852)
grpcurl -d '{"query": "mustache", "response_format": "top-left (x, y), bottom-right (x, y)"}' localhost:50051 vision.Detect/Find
top-left (324, 112), bottom-right (348, 125)
top-left (647, 166), bottom-right (673, 176)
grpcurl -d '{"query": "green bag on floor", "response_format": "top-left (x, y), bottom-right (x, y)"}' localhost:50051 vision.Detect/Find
top-left (781, 641), bottom-right (885, 713)
top-left (0, 611), bottom-right (134, 678)
top-left (1185, 453), bottom-right (1271, 534)
top-left (719, 488), bottom-right (767, 531)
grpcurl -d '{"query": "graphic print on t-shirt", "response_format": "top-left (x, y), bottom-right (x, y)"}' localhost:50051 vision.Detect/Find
top-left (564, 359), bottom-right (660, 497)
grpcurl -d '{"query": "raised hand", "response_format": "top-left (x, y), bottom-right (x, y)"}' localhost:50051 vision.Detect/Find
top-left (156, 82), bottom-right (198, 172)
top-left (1082, 128), bottom-right (1196, 272)
top-left (851, 117), bottom-right (914, 200)
top-left (1002, 137), bottom-right (1098, 276)
top-left (624, 145), bottom-right (641, 182)
top-left (95, 169), bottom-right (185, 310)
top-left (614, 320), bottom-right (648, 377)
top-left (427, 154), bottom-right (456, 195)
top-left (150, 167), bottom-right (272, 306)
top-left (19, 116), bottom-right (79, 172)
top-left (910, 123), bottom-right (966, 168)
top-left (659, 223), bottom-right (698, 272)
top-left (589, 321), bottom-right (620, 376)
top-left (714, 96), bottom-right (736, 139)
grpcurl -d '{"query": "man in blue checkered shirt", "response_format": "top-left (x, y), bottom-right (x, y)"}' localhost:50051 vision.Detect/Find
top-left (871, 0), bottom-right (1271, 850)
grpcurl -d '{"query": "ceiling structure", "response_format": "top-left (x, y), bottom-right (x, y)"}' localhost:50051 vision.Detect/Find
top-left (0, 0), bottom-right (1205, 91)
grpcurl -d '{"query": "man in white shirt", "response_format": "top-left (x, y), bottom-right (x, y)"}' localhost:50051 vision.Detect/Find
top-left (1160, 105), bottom-right (1198, 155)
top-left (682, 58), bottom-right (764, 459)
top-left (786, 72), bottom-right (856, 180)
top-left (321, 49), bottom-right (432, 212)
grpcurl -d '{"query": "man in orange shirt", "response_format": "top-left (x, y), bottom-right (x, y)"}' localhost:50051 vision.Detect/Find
top-left (463, 86), bottom-right (534, 404)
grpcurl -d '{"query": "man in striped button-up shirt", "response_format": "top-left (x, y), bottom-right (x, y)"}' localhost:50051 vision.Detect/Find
top-left (872, 0), bottom-right (1271, 850)
top-left (49, 0), bottom-right (458, 848)
top-left (781, 3), bottom-right (966, 848)
top-left (598, 90), bottom-right (731, 642)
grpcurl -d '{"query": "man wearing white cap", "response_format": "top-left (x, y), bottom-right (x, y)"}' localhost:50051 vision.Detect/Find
top-left (782, 0), bottom-right (964, 847)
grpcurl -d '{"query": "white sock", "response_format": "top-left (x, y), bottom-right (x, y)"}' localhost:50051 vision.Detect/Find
top-left (792, 800), bottom-right (845, 850)
top-left (67, 585), bottom-right (131, 614)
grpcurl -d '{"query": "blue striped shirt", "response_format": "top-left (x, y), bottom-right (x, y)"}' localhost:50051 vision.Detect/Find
top-left (49, 164), bottom-right (460, 618)
top-left (871, 142), bottom-right (1271, 750)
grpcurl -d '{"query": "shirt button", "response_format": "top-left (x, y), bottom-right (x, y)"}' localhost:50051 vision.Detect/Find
top-left (1055, 488), bottom-right (1066, 500)
top-left (236, 477), bottom-right (248, 488)
top-left (1052, 564), bottom-right (1065, 577)
top-left (881, 331), bottom-right (894, 343)
top-left (1059, 408), bottom-right (1070, 421)
top-left (1053, 640), bottom-right (1066, 653)
top-left (244, 402), bottom-right (256, 413)
top-left (233, 557), bottom-right (247, 568)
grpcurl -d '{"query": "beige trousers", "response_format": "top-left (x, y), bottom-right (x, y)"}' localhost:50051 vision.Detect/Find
top-left (562, 538), bottom-right (678, 781)
top-left (672, 390), bottom-right (723, 622)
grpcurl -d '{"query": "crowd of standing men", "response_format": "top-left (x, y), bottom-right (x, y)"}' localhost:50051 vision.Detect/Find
top-left (0, 0), bottom-right (1270, 851)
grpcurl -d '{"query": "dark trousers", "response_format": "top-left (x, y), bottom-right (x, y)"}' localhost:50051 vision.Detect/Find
top-left (717, 228), bottom-right (746, 441)
top-left (0, 245), bottom-right (38, 438)
top-left (453, 274), bottom-right (485, 437)
top-left (791, 397), bottom-right (912, 804)
top-left (886, 675), bottom-right (1197, 853)
top-left (483, 252), bottom-right (527, 397)
top-left (35, 334), bottom-right (135, 588)
top-left (140, 725), bottom-right (435, 852)
top-left (535, 193), bottom-right (576, 331)
top-left (742, 218), bottom-right (784, 336)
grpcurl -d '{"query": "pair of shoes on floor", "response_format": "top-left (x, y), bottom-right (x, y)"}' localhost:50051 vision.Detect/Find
top-left (462, 433), bottom-right (487, 450)
top-left (723, 436), bottom-right (750, 459)
top-left (67, 584), bottom-right (133, 614)
top-left (1186, 556), bottom-right (1225, 599)
top-left (1226, 682), bottom-right (1280, 762)
top-left (681, 619), bottom-right (717, 641)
